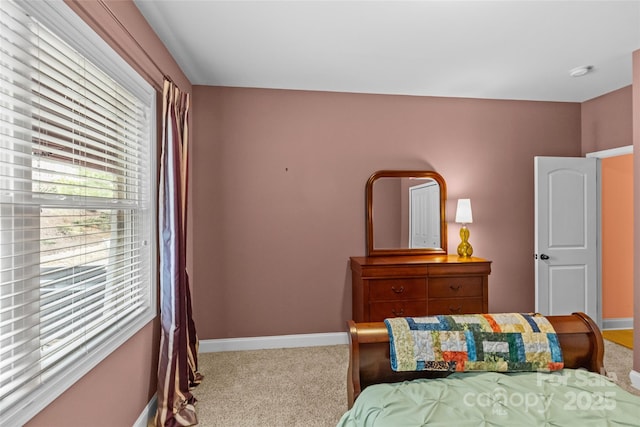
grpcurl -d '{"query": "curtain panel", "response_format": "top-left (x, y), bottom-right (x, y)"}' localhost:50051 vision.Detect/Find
top-left (155, 79), bottom-right (202, 427)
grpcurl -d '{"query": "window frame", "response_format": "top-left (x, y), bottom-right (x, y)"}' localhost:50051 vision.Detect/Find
top-left (1, 1), bottom-right (158, 425)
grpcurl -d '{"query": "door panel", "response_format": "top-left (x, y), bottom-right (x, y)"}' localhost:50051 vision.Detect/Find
top-left (534, 156), bottom-right (599, 325)
top-left (548, 265), bottom-right (586, 314)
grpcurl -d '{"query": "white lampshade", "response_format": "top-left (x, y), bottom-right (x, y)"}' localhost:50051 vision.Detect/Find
top-left (455, 199), bottom-right (473, 224)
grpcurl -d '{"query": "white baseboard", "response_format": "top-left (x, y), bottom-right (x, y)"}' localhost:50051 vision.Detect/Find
top-left (630, 370), bottom-right (640, 391)
top-left (133, 394), bottom-right (156, 427)
top-left (602, 317), bottom-right (633, 330)
top-left (199, 331), bottom-right (349, 353)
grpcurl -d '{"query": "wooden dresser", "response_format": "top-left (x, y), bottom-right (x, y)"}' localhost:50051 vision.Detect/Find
top-left (350, 254), bottom-right (491, 322)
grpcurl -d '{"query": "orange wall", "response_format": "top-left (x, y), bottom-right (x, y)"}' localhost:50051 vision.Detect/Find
top-left (633, 49), bottom-right (640, 371)
top-left (601, 154), bottom-right (634, 319)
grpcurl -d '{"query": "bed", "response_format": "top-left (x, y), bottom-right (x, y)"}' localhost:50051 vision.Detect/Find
top-left (338, 312), bottom-right (640, 426)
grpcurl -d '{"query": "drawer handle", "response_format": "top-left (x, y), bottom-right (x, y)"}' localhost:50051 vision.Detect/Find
top-left (391, 286), bottom-right (405, 294)
top-left (391, 308), bottom-right (405, 316)
top-left (448, 305), bottom-right (462, 313)
top-left (449, 284), bottom-right (461, 291)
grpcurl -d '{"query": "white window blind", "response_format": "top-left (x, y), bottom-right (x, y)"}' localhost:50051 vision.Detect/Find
top-left (0, 1), bottom-right (157, 425)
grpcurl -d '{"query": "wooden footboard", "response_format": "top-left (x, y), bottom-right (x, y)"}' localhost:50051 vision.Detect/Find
top-left (347, 312), bottom-right (604, 408)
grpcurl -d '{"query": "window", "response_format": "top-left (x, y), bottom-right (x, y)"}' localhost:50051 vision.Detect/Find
top-left (0, 1), bottom-right (157, 425)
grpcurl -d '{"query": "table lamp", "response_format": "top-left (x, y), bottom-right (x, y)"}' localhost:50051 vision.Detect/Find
top-left (455, 199), bottom-right (473, 258)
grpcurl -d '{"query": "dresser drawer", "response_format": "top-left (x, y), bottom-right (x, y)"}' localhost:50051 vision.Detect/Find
top-left (427, 297), bottom-right (484, 315)
top-left (428, 277), bottom-right (483, 298)
top-left (368, 278), bottom-right (426, 301)
top-left (370, 300), bottom-right (427, 320)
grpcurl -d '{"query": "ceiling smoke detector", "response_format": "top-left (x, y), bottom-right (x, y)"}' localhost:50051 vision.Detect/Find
top-left (569, 65), bottom-right (594, 77)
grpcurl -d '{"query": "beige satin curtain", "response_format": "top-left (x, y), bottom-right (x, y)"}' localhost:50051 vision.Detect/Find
top-left (155, 79), bottom-right (202, 427)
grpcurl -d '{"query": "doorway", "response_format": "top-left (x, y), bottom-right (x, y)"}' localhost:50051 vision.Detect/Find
top-left (589, 147), bottom-right (634, 331)
top-left (534, 147), bottom-right (634, 330)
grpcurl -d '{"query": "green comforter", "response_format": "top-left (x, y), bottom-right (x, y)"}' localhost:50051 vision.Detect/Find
top-left (337, 369), bottom-right (640, 426)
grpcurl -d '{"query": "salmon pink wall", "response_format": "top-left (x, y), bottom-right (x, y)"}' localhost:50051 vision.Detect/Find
top-left (191, 86), bottom-right (582, 339)
top-left (26, 321), bottom-right (160, 427)
top-left (601, 155), bottom-right (633, 319)
top-left (581, 86), bottom-right (633, 155)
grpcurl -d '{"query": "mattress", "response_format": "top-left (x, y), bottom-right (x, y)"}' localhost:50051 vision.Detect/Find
top-left (337, 369), bottom-right (640, 426)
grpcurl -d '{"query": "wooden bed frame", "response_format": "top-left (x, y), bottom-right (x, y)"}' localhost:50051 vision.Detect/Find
top-left (347, 312), bottom-right (604, 408)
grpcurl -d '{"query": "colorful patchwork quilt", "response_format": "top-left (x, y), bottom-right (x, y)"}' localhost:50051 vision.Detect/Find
top-left (384, 313), bottom-right (564, 372)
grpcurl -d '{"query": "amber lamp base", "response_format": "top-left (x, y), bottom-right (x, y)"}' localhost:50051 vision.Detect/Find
top-left (457, 225), bottom-right (473, 258)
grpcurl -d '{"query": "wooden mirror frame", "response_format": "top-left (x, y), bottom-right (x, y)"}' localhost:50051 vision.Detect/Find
top-left (366, 170), bottom-right (447, 256)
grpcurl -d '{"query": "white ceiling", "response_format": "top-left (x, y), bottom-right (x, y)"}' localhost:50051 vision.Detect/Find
top-left (134, 1), bottom-right (640, 102)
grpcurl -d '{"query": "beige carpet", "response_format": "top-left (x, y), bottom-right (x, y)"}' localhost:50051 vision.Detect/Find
top-left (194, 345), bottom-right (349, 426)
top-left (190, 340), bottom-right (638, 426)
top-left (603, 339), bottom-right (639, 396)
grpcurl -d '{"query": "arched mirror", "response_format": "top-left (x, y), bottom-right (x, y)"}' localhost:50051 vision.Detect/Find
top-left (366, 170), bottom-right (447, 256)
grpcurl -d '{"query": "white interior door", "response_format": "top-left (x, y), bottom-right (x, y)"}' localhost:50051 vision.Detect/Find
top-left (409, 181), bottom-right (440, 248)
top-left (534, 156), bottom-right (600, 326)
